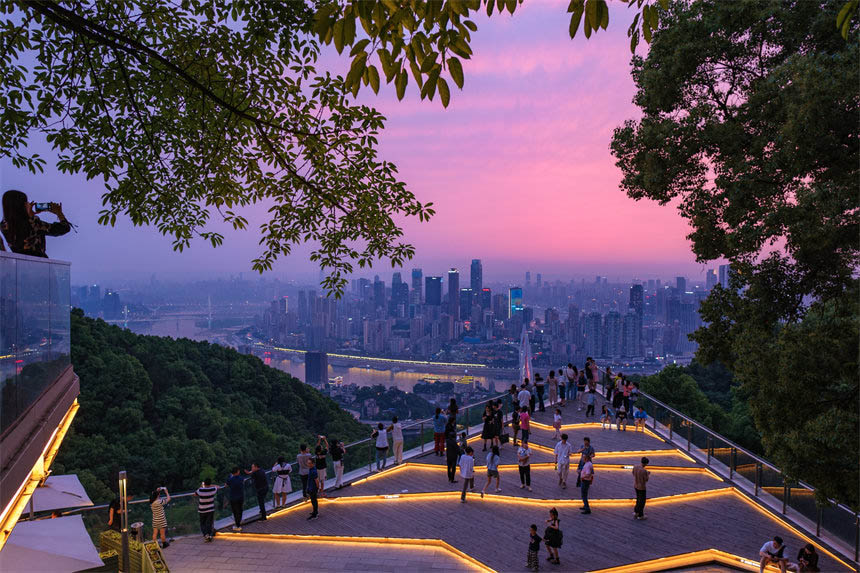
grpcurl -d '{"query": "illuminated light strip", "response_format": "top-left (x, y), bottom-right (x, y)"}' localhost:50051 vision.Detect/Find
top-left (263, 344), bottom-right (488, 369)
top-left (267, 487), bottom-right (737, 517)
top-left (586, 548), bottom-right (785, 573)
top-left (217, 532), bottom-right (495, 572)
top-left (528, 420), bottom-right (667, 444)
top-left (399, 461), bottom-right (721, 479)
top-left (0, 399), bottom-right (79, 551)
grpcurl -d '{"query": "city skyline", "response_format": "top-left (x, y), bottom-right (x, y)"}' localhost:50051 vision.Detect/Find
top-left (0, 3), bottom-right (714, 286)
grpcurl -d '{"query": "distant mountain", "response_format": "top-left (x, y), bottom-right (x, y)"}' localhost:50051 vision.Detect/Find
top-left (53, 310), bottom-right (367, 502)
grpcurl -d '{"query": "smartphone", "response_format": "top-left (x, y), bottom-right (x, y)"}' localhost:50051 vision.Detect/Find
top-left (33, 202), bottom-right (54, 213)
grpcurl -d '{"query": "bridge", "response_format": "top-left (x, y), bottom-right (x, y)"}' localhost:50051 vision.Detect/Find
top-left (252, 343), bottom-right (519, 378)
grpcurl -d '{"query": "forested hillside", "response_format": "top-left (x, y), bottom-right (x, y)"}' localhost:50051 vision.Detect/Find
top-left (53, 310), bottom-right (367, 502)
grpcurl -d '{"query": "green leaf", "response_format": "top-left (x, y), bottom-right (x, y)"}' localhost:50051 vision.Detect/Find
top-left (350, 39), bottom-right (370, 57)
top-left (437, 76), bottom-right (450, 107)
top-left (395, 69), bottom-right (408, 100)
top-left (333, 19), bottom-right (345, 53)
top-left (648, 3), bottom-right (658, 30)
top-left (346, 52), bottom-right (368, 89)
top-left (585, 0), bottom-right (598, 31)
top-left (420, 50), bottom-right (439, 73)
top-left (367, 64), bottom-right (380, 94)
top-left (486, 0), bottom-right (495, 17)
top-left (599, 0), bottom-right (609, 30)
top-left (447, 56), bottom-right (464, 88)
top-left (569, 3), bottom-right (584, 38)
top-left (836, 0), bottom-right (854, 28)
top-left (343, 12), bottom-right (357, 46)
top-left (463, 20), bottom-right (477, 31)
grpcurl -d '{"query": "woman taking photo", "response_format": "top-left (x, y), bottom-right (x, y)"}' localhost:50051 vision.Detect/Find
top-left (1, 190), bottom-right (70, 257)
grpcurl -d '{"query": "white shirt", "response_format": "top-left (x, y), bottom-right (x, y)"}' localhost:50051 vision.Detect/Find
top-left (375, 428), bottom-right (388, 448)
top-left (565, 367), bottom-right (575, 381)
top-left (760, 541), bottom-right (784, 556)
top-left (517, 446), bottom-right (531, 466)
top-left (391, 422), bottom-right (403, 442)
top-left (580, 460), bottom-right (594, 479)
top-left (554, 440), bottom-right (572, 464)
top-left (553, 413), bottom-right (562, 424)
top-left (517, 389), bottom-right (531, 408)
top-left (459, 455), bottom-right (475, 478)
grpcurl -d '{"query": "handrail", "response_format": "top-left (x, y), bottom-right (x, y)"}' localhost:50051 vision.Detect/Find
top-left (593, 363), bottom-right (857, 516)
top-left (54, 391), bottom-right (509, 516)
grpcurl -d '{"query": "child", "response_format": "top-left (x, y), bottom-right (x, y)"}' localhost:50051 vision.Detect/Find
top-left (459, 446), bottom-right (475, 503)
top-left (600, 405), bottom-right (612, 429)
top-left (149, 487), bottom-right (171, 548)
top-left (616, 404), bottom-right (628, 431)
top-left (552, 408), bottom-right (562, 440)
top-left (527, 524), bottom-right (541, 571)
top-left (585, 389), bottom-right (596, 417)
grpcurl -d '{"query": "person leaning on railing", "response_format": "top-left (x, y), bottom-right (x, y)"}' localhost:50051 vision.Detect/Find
top-left (1, 190), bottom-right (71, 258)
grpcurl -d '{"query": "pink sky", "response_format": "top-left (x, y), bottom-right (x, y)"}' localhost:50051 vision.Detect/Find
top-left (0, 3), bottom-right (709, 284)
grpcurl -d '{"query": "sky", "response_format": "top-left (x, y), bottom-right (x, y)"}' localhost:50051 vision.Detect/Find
top-left (0, 3), bottom-right (715, 286)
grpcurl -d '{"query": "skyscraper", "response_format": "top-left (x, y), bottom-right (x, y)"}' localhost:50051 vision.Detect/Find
top-left (373, 276), bottom-right (386, 310)
top-left (480, 288), bottom-right (492, 310)
top-left (470, 259), bottom-right (482, 293)
top-left (676, 276), bottom-right (687, 293)
top-left (525, 271), bottom-right (531, 287)
top-left (718, 264), bottom-right (730, 289)
top-left (508, 286), bottom-right (523, 318)
top-left (629, 284), bottom-right (644, 317)
top-left (536, 273), bottom-right (542, 289)
top-left (459, 288), bottom-right (473, 322)
top-left (411, 268), bottom-right (423, 304)
top-left (447, 268), bottom-right (460, 320)
top-left (305, 351), bottom-right (328, 387)
top-left (425, 276), bottom-right (442, 306)
top-left (706, 269), bottom-right (717, 291)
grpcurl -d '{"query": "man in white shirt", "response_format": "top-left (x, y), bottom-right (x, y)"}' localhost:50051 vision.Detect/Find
top-left (517, 382), bottom-right (532, 412)
top-left (459, 446), bottom-right (476, 502)
top-left (389, 416), bottom-right (404, 465)
top-left (553, 434), bottom-right (573, 489)
top-left (579, 453), bottom-right (594, 514)
top-left (758, 536), bottom-right (796, 573)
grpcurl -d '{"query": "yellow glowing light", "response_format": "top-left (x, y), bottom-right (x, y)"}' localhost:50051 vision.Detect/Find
top-left (396, 461), bottom-right (720, 480)
top-left (264, 344), bottom-right (488, 368)
top-left (587, 548), bottom-right (786, 573)
top-left (0, 399), bottom-right (79, 551)
top-left (216, 532), bottom-right (494, 572)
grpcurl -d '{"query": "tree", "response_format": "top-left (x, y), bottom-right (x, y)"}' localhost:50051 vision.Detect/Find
top-left (2, 0), bottom-right (433, 296)
top-left (610, 0), bottom-right (859, 507)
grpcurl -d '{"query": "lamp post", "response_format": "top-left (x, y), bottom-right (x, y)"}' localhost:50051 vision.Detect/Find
top-left (118, 471), bottom-right (129, 573)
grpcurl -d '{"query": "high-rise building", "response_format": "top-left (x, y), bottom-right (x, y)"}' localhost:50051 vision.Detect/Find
top-left (459, 288), bottom-right (474, 323)
top-left (603, 311), bottom-right (622, 358)
top-left (305, 351), bottom-right (328, 387)
top-left (480, 288), bottom-right (492, 310)
top-left (508, 286), bottom-right (523, 318)
top-left (629, 284), bottom-right (644, 317)
top-left (447, 268), bottom-right (460, 320)
top-left (584, 311), bottom-right (602, 357)
top-left (373, 277), bottom-right (386, 310)
top-left (492, 293), bottom-right (508, 320)
top-left (706, 269), bottom-right (717, 291)
top-left (470, 259), bottom-right (482, 293)
top-left (676, 276), bottom-right (687, 293)
top-left (411, 268), bottom-right (423, 304)
top-left (425, 276), bottom-right (442, 306)
top-left (622, 311), bottom-right (642, 357)
top-left (525, 271), bottom-right (531, 287)
top-left (718, 264), bottom-right (730, 289)
top-left (103, 289), bottom-right (122, 320)
top-left (536, 273), bottom-right (542, 289)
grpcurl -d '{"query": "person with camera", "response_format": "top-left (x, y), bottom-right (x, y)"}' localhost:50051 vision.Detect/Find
top-left (1, 190), bottom-right (70, 258)
top-left (149, 486), bottom-right (171, 548)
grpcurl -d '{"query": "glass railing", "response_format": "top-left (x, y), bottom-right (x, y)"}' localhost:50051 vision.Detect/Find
top-left (0, 251), bottom-right (71, 433)
top-left (53, 391), bottom-right (513, 542)
top-left (595, 365), bottom-right (858, 564)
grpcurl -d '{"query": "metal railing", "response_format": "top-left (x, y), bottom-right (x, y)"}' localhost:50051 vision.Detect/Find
top-left (594, 364), bottom-right (859, 564)
top-left (49, 391), bottom-right (514, 542)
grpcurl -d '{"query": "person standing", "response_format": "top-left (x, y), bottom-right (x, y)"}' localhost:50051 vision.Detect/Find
top-left (271, 457), bottom-right (292, 509)
top-left (579, 454), bottom-right (594, 514)
top-left (517, 439), bottom-right (533, 491)
top-left (331, 439), bottom-right (346, 489)
top-left (447, 398), bottom-right (459, 421)
top-left (245, 463), bottom-right (269, 521)
top-left (481, 404), bottom-right (495, 452)
top-left (297, 444), bottom-right (313, 499)
top-left (225, 467), bottom-right (245, 531)
top-left (511, 405), bottom-right (521, 446)
top-left (565, 364), bottom-right (577, 405)
top-left (492, 401), bottom-right (504, 447)
top-left (585, 389), bottom-right (596, 417)
top-left (535, 373), bottom-right (546, 412)
top-left (526, 524), bottom-right (541, 572)
top-left (0, 190), bottom-right (71, 258)
top-left (559, 367), bottom-right (568, 407)
top-left (548, 370), bottom-right (558, 408)
top-left (577, 369), bottom-right (588, 410)
top-left (543, 508), bottom-right (562, 565)
top-left (603, 366), bottom-right (614, 401)
top-left (193, 479), bottom-right (218, 542)
top-left (445, 418), bottom-right (460, 483)
top-left (519, 407), bottom-right (531, 444)
top-left (459, 446), bottom-right (476, 502)
top-left (517, 381), bottom-right (532, 412)
top-left (554, 433), bottom-right (572, 489)
top-left (575, 437), bottom-right (595, 486)
top-left (633, 457), bottom-right (650, 520)
top-left (107, 492), bottom-right (132, 532)
top-left (306, 457), bottom-right (320, 520)
top-left (433, 408), bottom-right (447, 456)
top-left (552, 408), bottom-right (562, 440)
top-left (480, 445), bottom-right (501, 497)
top-left (149, 487), bottom-right (171, 548)
top-left (389, 416), bottom-right (404, 464)
top-left (314, 437), bottom-right (329, 495)
top-left (372, 422), bottom-right (389, 471)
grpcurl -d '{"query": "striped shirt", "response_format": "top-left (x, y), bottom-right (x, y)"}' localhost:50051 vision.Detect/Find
top-left (195, 485), bottom-right (218, 514)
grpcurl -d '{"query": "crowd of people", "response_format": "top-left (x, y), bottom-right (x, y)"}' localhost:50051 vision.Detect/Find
top-left (124, 357), bottom-right (822, 571)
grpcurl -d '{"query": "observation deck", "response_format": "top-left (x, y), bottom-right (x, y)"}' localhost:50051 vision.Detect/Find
top-left (162, 392), bottom-right (857, 573)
